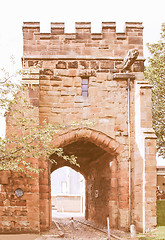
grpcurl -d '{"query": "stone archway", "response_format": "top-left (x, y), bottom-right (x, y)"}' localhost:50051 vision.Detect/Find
top-left (39, 128), bottom-right (125, 231)
top-left (52, 128), bottom-right (124, 155)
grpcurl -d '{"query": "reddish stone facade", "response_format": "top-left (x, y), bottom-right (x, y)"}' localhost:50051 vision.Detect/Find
top-left (0, 22), bottom-right (157, 233)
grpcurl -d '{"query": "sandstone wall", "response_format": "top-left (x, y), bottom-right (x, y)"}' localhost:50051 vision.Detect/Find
top-left (0, 22), bottom-right (157, 233)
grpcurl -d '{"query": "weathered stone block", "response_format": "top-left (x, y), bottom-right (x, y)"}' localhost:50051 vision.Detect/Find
top-left (69, 69), bottom-right (77, 77)
top-left (100, 60), bottom-right (114, 69)
top-left (62, 77), bottom-right (73, 87)
top-left (80, 61), bottom-right (89, 69)
top-left (56, 61), bottom-right (67, 69)
top-left (128, 36), bottom-right (143, 45)
top-left (90, 61), bottom-right (99, 70)
top-left (40, 69), bottom-right (54, 75)
top-left (68, 61), bottom-right (78, 68)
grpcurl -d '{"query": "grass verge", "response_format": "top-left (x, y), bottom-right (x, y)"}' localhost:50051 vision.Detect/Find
top-left (136, 226), bottom-right (165, 239)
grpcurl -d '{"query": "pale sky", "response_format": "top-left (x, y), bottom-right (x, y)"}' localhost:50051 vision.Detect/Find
top-left (0, 0), bottom-right (165, 164)
top-left (0, 0), bottom-right (165, 69)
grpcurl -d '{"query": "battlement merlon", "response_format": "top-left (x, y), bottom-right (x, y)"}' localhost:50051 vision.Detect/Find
top-left (22, 21), bottom-right (144, 58)
top-left (23, 21), bottom-right (143, 34)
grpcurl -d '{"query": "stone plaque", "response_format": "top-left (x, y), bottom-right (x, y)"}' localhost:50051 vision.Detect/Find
top-left (15, 188), bottom-right (24, 198)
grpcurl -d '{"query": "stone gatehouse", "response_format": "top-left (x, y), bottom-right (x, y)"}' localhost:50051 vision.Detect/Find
top-left (0, 22), bottom-right (157, 233)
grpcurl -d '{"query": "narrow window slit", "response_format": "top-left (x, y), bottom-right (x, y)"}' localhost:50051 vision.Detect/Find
top-left (82, 78), bottom-right (89, 97)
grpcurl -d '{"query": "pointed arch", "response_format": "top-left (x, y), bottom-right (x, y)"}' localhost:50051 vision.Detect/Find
top-left (52, 128), bottom-right (124, 155)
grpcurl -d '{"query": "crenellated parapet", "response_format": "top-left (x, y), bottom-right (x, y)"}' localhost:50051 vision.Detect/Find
top-left (22, 21), bottom-right (144, 58)
top-left (23, 21), bottom-right (143, 34)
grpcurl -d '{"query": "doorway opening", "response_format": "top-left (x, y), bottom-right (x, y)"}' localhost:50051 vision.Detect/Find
top-left (51, 166), bottom-right (85, 219)
top-left (49, 134), bottom-right (116, 227)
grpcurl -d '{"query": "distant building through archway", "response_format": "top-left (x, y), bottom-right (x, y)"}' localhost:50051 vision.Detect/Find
top-left (51, 166), bottom-right (85, 215)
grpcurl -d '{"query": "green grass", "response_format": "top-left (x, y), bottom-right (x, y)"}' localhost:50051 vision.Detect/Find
top-left (157, 200), bottom-right (165, 226)
top-left (136, 201), bottom-right (165, 239)
top-left (137, 226), bottom-right (165, 239)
